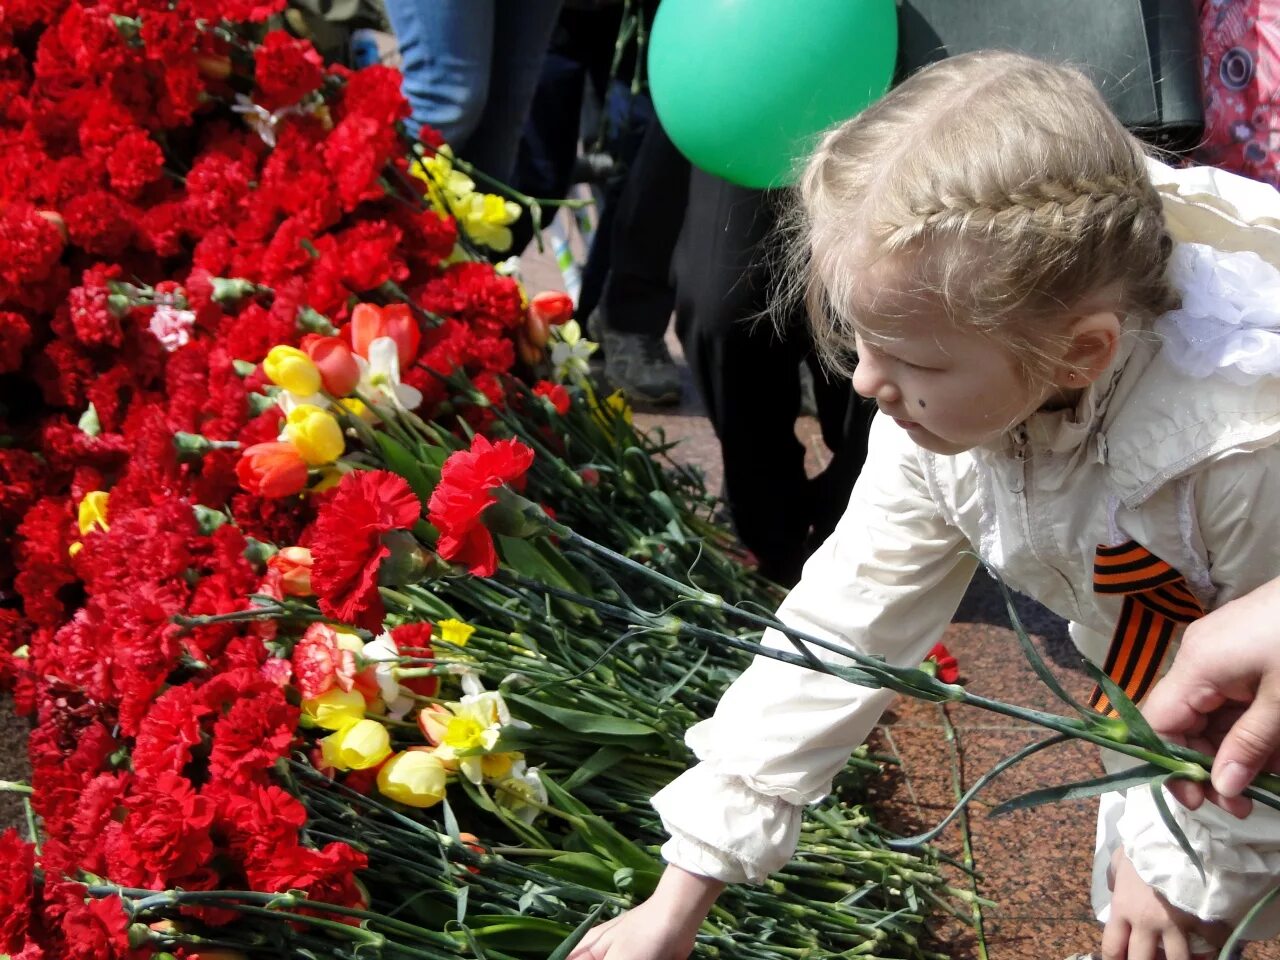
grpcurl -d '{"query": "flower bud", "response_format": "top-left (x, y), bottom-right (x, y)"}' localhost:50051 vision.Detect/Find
top-left (302, 335), bottom-right (360, 396)
top-left (264, 344), bottom-right (322, 396)
top-left (236, 442), bottom-right (309, 497)
top-left (377, 749), bottom-right (448, 808)
top-left (528, 290), bottom-right (573, 329)
top-left (301, 687), bottom-right (367, 730)
top-left (267, 545), bottom-right (314, 596)
top-left (284, 404), bottom-right (344, 466)
top-left (320, 718), bottom-right (392, 771)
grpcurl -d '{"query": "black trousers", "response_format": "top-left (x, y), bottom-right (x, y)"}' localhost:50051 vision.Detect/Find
top-left (595, 118), bottom-right (689, 335)
top-left (673, 168), bottom-right (875, 587)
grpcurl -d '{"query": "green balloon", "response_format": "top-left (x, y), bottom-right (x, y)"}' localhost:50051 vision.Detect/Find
top-left (648, 0), bottom-right (897, 189)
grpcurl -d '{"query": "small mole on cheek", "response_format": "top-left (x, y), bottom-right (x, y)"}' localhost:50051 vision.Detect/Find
top-left (918, 399), bottom-right (927, 409)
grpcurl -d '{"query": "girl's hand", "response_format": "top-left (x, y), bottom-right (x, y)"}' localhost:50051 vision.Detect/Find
top-left (568, 866), bottom-right (725, 960)
top-left (1101, 849), bottom-right (1228, 960)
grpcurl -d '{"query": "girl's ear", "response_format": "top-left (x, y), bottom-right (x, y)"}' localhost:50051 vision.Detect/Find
top-left (1052, 311), bottom-right (1121, 387)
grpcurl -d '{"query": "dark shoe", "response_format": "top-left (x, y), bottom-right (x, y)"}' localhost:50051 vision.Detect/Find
top-left (601, 329), bottom-right (682, 405)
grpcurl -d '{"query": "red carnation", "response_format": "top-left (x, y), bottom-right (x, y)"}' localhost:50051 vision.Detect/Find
top-left (291, 621), bottom-right (359, 700)
top-left (390, 621), bottom-right (437, 697)
top-left (427, 435), bottom-right (535, 577)
top-left (924, 642), bottom-right (960, 684)
top-left (0, 829), bottom-right (34, 952)
top-left (254, 31), bottom-right (325, 111)
top-left (533, 380), bottom-right (570, 415)
top-left (311, 470), bottom-right (422, 630)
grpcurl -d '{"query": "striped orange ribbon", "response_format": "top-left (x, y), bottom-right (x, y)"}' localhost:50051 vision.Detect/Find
top-left (1090, 541), bottom-right (1205, 716)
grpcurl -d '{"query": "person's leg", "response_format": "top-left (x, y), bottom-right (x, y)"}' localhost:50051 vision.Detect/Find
top-left (576, 82), bottom-right (655, 322)
top-left (597, 117), bottom-right (687, 335)
top-left (383, 0), bottom-right (493, 146)
top-left (466, 0), bottom-right (564, 183)
top-left (507, 51), bottom-right (587, 254)
top-left (674, 171), bottom-right (813, 586)
top-left (586, 116), bottom-right (688, 404)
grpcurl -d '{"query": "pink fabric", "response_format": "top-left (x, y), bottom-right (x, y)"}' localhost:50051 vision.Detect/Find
top-left (1198, 0), bottom-right (1280, 185)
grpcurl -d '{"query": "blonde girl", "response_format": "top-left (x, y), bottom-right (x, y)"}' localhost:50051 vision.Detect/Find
top-left (572, 51), bottom-right (1280, 960)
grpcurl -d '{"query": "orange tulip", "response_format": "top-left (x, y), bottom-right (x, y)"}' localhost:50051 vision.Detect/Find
top-left (267, 545), bottom-right (314, 596)
top-left (349, 302), bottom-right (421, 365)
top-left (302, 335), bottom-right (360, 396)
top-left (236, 442), bottom-right (308, 497)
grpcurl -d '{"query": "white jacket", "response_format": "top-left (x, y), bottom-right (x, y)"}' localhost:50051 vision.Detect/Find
top-left (651, 160), bottom-right (1280, 937)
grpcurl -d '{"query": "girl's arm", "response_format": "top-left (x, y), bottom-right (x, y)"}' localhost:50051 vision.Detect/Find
top-left (1115, 442), bottom-right (1280, 938)
top-left (652, 414), bottom-right (977, 884)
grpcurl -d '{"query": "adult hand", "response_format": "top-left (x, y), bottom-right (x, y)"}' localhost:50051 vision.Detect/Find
top-left (567, 866), bottom-right (725, 960)
top-left (1142, 578), bottom-right (1280, 817)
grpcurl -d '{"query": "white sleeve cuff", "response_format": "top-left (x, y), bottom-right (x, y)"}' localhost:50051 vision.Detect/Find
top-left (651, 763), bottom-right (804, 885)
top-left (1116, 782), bottom-right (1280, 936)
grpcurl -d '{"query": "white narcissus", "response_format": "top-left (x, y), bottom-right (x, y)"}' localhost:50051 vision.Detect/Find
top-left (356, 335), bottom-right (423, 410)
top-left (494, 758), bottom-right (547, 825)
top-left (362, 632), bottom-right (417, 720)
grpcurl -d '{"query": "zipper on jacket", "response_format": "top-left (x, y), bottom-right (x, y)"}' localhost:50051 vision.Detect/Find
top-left (1009, 425), bottom-right (1028, 494)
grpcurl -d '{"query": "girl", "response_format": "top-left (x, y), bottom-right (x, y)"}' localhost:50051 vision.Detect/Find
top-left (570, 51), bottom-right (1280, 960)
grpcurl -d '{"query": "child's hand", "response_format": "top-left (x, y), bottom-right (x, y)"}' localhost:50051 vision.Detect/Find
top-left (568, 865), bottom-right (725, 960)
top-left (1102, 849), bottom-right (1228, 960)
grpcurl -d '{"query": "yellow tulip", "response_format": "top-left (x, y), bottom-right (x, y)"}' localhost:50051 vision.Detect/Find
top-left (264, 345), bottom-right (322, 396)
top-left (320, 718), bottom-right (392, 771)
top-left (300, 688), bottom-right (367, 730)
top-left (377, 750), bottom-right (449, 808)
top-left (285, 404), bottom-right (344, 466)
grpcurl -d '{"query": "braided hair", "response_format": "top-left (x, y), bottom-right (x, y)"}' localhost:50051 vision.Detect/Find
top-left (780, 50), bottom-right (1177, 382)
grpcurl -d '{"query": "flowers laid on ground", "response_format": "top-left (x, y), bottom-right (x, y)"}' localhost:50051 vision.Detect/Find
top-left (0, 3), bottom-right (959, 958)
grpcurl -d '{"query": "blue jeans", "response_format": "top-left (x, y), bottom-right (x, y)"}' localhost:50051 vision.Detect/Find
top-left (383, 0), bottom-right (563, 182)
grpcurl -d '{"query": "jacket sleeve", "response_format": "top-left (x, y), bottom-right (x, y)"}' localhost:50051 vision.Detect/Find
top-left (650, 415), bottom-right (978, 883)
top-left (1116, 442), bottom-right (1280, 934)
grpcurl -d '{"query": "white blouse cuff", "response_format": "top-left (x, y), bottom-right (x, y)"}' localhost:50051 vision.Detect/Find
top-left (651, 763), bottom-right (804, 885)
top-left (1118, 783), bottom-right (1280, 935)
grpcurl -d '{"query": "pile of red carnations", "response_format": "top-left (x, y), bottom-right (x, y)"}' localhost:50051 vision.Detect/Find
top-left (0, 3), bottom-right (956, 957)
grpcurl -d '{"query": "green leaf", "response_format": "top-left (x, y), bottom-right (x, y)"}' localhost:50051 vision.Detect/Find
top-left (989, 764), bottom-right (1166, 817)
top-left (455, 882), bottom-right (469, 927)
top-left (547, 902), bottom-right (609, 960)
top-left (656, 649), bottom-right (707, 704)
top-left (890, 734), bottom-right (1070, 848)
top-left (1150, 775), bottom-right (1205, 884)
top-left (506, 695), bottom-right (660, 742)
top-left (1220, 884), bottom-right (1280, 959)
top-left (993, 574), bottom-right (1093, 718)
top-left (456, 922), bottom-right (490, 959)
top-left (374, 432), bottom-right (437, 506)
top-left (442, 797), bottom-right (461, 841)
top-left (538, 852), bottom-right (620, 890)
top-left (1082, 659), bottom-right (1166, 751)
top-left (572, 814), bottom-right (661, 875)
top-left (533, 536), bottom-right (596, 597)
top-left (562, 745), bottom-right (630, 791)
top-left (468, 915), bottom-right (577, 951)
top-left (498, 537), bottom-right (574, 591)
top-left (540, 774), bottom-right (595, 818)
